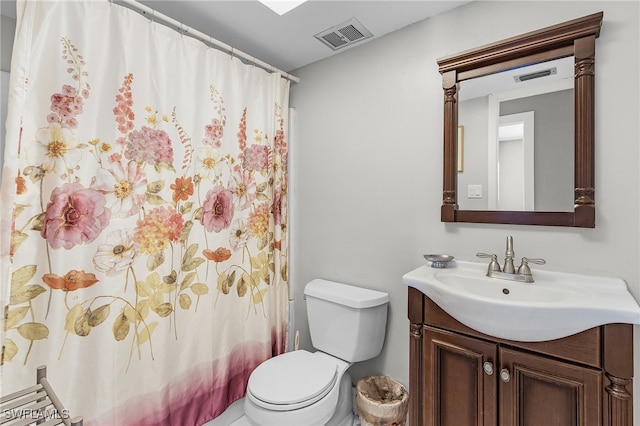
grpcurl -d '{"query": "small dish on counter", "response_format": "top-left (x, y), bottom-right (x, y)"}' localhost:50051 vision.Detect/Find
top-left (423, 254), bottom-right (454, 269)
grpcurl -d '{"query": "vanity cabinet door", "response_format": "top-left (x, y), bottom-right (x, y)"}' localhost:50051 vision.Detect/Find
top-left (499, 346), bottom-right (602, 426)
top-left (424, 326), bottom-right (498, 426)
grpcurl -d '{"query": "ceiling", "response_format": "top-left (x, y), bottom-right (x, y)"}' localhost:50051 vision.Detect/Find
top-left (1, 1), bottom-right (471, 74)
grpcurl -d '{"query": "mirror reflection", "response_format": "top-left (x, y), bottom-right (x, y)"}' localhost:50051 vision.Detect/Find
top-left (457, 56), bottom-right (574, 211)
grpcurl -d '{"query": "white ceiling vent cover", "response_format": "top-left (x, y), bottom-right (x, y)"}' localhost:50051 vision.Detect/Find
top-left (314, 18), bottom-right (373, 51)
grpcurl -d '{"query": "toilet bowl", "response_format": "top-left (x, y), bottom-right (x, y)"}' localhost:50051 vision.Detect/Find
top-left (242, 279), bottom-right (389, 426)
top-left (244, 351), bottom-right (352, 426)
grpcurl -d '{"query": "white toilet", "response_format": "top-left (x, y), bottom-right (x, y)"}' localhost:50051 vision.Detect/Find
top-left (242, 279), bottom-right (389, 426)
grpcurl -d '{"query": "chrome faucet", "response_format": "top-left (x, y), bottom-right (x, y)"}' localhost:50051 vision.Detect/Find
top-left (477, 236), bottom-right (546, 283)
top-left (503, 235), bottom-right (516, 274)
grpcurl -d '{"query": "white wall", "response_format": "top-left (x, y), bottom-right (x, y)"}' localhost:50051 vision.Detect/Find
top-left (1, 14), bottom-right (16, 184)
top-left (1, 15), bottom-right (16, 73)
top-left (290, 0), bottom-right (640, 422)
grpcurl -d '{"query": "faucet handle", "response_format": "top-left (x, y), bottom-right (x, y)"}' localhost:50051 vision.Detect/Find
top-left (477, 253), bottom-right (501, 272)
top-left (522, 257), bottom-right (546, 265)
top-left (517, 257), bottom-right (546, 276)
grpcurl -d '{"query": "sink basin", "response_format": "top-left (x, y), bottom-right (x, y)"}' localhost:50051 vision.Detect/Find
top-left (403, 260), bottom-right (640, 342)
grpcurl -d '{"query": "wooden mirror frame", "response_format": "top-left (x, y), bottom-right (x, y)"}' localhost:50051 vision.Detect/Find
top-left (438, 12), bottom-right (602, 227)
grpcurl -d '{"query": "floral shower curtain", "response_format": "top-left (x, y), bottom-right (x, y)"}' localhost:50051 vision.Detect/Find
top-left (0, 1), bottom-right (289, 424)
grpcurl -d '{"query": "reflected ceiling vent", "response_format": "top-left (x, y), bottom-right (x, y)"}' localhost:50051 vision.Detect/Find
top-left (513, 67), bottom-right (557, 82)
top-left (314, 18), bottom-right (373, 51)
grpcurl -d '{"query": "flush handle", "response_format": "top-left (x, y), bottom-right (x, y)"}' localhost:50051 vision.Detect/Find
top-left (500, 368), bottom-right (511, 383)
top-left (483, 362), bottom-right (494, 376)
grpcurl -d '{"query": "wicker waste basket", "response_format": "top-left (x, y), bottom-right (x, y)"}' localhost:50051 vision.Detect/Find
top-left (355, 376), bottom-right (409, 426)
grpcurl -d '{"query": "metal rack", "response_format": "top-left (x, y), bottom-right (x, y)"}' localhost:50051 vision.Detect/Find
top-left (1, 365), bottom-right (82, 426)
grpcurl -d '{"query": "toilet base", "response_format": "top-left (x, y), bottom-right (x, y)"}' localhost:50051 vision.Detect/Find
top-left (328, 373), bottom-right (356, 425)
top-left (239, 372), bottom-right (355, 426)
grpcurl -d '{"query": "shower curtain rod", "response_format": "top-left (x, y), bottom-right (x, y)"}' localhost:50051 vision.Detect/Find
top-left (113, 0), bottom-right (300, 83)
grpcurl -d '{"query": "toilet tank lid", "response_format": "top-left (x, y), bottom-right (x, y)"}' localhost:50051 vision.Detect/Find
top-left (304, 279), bottom-right (389, 309)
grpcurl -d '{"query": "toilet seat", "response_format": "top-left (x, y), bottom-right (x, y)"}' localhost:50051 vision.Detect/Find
top-left (247, 350), bottom-right (338, 411)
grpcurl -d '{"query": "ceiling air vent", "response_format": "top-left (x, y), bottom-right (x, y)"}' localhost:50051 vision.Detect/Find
top-left (513, 67), bottom-right (557, 83)
top-left (314, 18), bottom-right (373, 51)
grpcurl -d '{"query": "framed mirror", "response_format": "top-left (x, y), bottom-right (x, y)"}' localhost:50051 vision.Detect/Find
top-left (438, 12), bottom-right (603, 227)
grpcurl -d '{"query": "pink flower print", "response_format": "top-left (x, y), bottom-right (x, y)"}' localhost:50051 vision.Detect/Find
top-left (243, 144), bottom-right (269, 172)
top-left (274, 128), bottom-right (287, 156)
top-left (50, 85), bottom-right (84, 128)
top-left (33, 123), bottom-right (81, 176)
top-left (41, 182), bottom-right (110, 250)
top-left (114, 73), bottom-right (135, 135)
top-left (201, 186), bottom-right (234, 233)
top-left (93, 160), bottom-right (147, 218)
top-left (124, 126), bottom-right (174, 166)
top-left (203, 118), bottom-right (224, 148)
top-left (108, 153), bottom-right (122, 164)
top-left (230, 167), bottom-right (256, 210)
top-left (134, 207), bottom-right (184, 255)
top-left (62, 85), bottom-right (76, 97)
top-left (65, 118), bottom-right (79, 129)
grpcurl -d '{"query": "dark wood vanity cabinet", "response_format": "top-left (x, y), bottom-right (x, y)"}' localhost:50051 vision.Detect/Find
top-left (424, 327), bottom-right (498, 425)
top-left (408, 287), bottom-right (634, 426)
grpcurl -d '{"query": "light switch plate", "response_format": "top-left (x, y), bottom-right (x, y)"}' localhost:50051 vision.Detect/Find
top-left (467, 185), bottom-right (483, 198)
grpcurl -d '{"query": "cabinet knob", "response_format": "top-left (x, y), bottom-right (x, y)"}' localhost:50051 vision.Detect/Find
top-left (483, 362), bottom-right (494, 376)
top-left (500, 368), bottom-right (511, 383)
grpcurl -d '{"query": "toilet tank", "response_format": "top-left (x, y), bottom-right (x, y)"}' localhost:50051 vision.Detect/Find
top-left (304, 279), bottom-right (389, 363)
